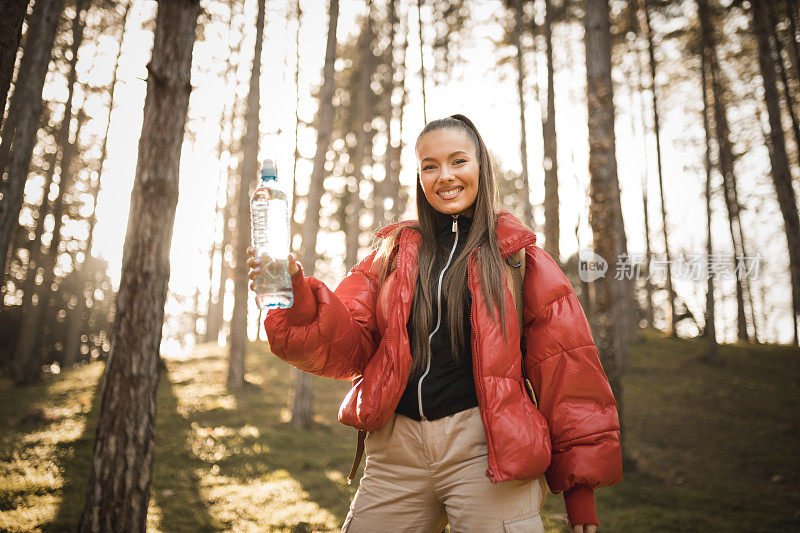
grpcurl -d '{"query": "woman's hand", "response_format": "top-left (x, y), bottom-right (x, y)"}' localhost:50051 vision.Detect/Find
top-left (572, 525), bottom-right (597, 533)
top-left (247, 246), bottom-right (301, 291)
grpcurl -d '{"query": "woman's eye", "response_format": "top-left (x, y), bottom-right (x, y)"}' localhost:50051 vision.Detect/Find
top-left (454, 158), bottom-right (467, 164)
top-left (423, 165), bottom-right (434, 170)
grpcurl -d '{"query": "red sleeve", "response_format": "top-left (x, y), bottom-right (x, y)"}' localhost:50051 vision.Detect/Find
top-left (263, 250), bottom-right (381, 381)
top-left (521, 245), bottom-right (623, 523)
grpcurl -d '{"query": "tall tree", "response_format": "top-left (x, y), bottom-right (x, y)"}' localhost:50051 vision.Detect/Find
top-left (698, 0), bottom-right (755, 343)
top-left (0, 0), bottom-right (29, 131)
top-left (701, 38), bottom-right (720, 363)
top-left (639, 0), bottom-right (677, 336)
top-left (629, 4), bottom-right (655, 329)
top-left (417, 0), bottom-right (428, 123)
top-left (512, 0), bottom-right (533, 229)
top-left (750, 0), bottom-right (800, 346)
top-left (345, 2), bottom-right (376, 272)
top-left (13, 0), bottom-right (88, 383)
top-left (0, 0), bottom-right (65, 286)
top-left (78, 0), bottom-right (200, 529)
top-left (229, 0), bottom-right (266, 389)
top-left (373, 0), bottom-right (400, 232)
top-left (542, 0), bottom-right (561, 261)
top-left (291, 0), bottom-right (340, 428)
top-left (205, 0), bottom-right (242, 345)
top-left (64, 0), bottom-right (132, 368)
top-left (584, 0), bottom-right (625, 429)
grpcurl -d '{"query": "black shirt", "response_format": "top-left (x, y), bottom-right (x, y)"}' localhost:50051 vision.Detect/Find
top-left (394, 210), bottom-right (479, 421)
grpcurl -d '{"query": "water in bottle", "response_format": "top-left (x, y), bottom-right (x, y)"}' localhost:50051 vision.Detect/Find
top-left (250, 159), bottom-right (294, 309)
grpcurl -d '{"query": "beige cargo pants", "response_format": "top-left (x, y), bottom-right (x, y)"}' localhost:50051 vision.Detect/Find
top-left (341, 406), bottom-right (544, 533)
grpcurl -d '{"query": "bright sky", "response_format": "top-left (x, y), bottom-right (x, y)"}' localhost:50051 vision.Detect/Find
top-left (64, 0), bottom-right (795, 345)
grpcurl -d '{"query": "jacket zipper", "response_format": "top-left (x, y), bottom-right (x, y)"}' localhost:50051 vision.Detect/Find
top-left (417, 213), bottom-right (460, 421)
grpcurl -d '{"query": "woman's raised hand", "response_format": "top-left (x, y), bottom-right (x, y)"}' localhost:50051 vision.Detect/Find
top-left (247, 246), bottom-right (301, 292)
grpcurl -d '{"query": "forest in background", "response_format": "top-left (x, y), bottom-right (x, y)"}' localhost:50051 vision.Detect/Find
top-left (0, 0), bottom-right (799, 529)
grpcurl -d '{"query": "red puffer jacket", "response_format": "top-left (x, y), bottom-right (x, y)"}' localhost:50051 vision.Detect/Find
top-left (264, 210), bottom-right (622, 525)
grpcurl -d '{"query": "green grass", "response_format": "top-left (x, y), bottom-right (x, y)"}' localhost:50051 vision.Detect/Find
top-left (0, 330), bottom-right (798, 531)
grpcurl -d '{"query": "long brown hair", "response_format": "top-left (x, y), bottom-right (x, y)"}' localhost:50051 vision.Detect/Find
top-left (372, 114), bottom-right (509, 379)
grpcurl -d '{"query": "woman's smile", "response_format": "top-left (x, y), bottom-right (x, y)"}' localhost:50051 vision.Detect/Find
top-left (438, 186), bottom-right (464, 200)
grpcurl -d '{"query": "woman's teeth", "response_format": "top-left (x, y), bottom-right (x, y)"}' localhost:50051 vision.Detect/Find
top-left (438, 187), bottom-right (463, 200)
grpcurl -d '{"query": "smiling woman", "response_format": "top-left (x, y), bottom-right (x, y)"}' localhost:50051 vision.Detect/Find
top-left (260, 113), bottom-right (622, 532)
top-left (416, 129), bottom-right (479, 218)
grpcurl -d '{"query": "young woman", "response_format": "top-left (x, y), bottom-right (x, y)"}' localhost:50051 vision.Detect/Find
top-left (248, 114), bottom-right (622, 532)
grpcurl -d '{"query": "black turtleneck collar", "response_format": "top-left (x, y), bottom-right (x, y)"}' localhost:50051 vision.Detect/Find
top-left (433, 209), bottom-right (473, 236)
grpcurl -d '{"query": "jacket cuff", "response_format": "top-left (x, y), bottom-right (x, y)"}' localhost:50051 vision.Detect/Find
top-left (283, 263), bottom-right (318, 325)
top-left (564, 484), bottom-right (598, 527)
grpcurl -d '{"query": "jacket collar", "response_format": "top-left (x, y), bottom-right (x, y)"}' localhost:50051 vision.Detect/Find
top-left (375, 210), bottom-right (536, 259)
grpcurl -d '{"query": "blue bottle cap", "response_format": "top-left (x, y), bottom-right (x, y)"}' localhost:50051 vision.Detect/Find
top-left (261, 159), bottom-right (277, 179)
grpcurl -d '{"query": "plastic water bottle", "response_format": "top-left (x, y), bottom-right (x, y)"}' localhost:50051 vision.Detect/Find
top-left (250, 159), bottom-right (294, 309)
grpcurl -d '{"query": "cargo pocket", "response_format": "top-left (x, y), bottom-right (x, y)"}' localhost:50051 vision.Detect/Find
top-left (503, 512), bottom-right (544, 533)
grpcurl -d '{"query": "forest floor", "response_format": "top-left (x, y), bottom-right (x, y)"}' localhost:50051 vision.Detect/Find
top-left (0, 329), bottom-right (798, 532)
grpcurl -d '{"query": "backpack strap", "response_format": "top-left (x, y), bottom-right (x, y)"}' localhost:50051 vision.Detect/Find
top-left (505, 249), bottom-right (537, 407)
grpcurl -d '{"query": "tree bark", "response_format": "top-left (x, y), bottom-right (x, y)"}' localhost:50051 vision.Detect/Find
top-left (345, 2), bottom-right (375, 272)
top-left (229, 0), bottom-right (266, 389)
top-left (631, 18), bottom-right (655, 329)
top-left (584, 0), bottom-right (625, 427)
top-left (64, 0), bottom-right (131, 368)
top-left (701, 41), bottom-right (720, 363)
top-left (14, 0), bottom-right (88, 382)
top-left (373, 0), bottom-right (399, 233)
top-left (417, 0), bottom-right (428, 124)
top-left (698, 0), bottom-right (754, 343)
top-left (640, 0), bottom-right (677, 336)
top-left (512, 0), bottom-right (533, 230)
top-left (542, 0), bottom-right (560, 262)
top-left (751, 0), bottom-right (800, 346)
top-left (770, 10), bottom-right (800, 192)
top-left (78, 0), bottom-right (199, 529)
top-left (0, 0), bottom-right (64, 287)
top-left (204, 0), bottom-right (239, 345)
top-left (0, 0), bottom-right (28, 132)
top-left (290, 0), bottom-right (339, 427)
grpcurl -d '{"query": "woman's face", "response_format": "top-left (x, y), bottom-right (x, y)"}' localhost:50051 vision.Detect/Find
top-left (416, 128), bottom-right (479, 218)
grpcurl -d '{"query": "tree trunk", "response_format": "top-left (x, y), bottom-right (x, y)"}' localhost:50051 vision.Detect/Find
top-left (373, 0), bottom-right (399, 232)
top-left (584, 0), bottom-right (625, 432)
top-left (770, 8), bottom-right (800, 201)
top-left (640, 0), bottom-right (676, 336)
top-left (698, 0), bottom-right (753, 343)
top-left (0, 0), bottom-right (28, 132)
top-left (345, 2), bottom-right (374, 272)
top-left (64, 0), bottom-right (131, 368)
top-left (542, 0), bottom-right (560, 261)
top-left (0, 0), bottom-right (64, 286)
top-left (78, 0), bottom-right (199, 530)
top-left (229, 0), bottom-right (266, 389)
top-left (389, 6), bottom-right (409, 223)
top-left (512, 0), bottom-right (533, 230)
top-left (291, 0), bottom-right (339, 427)
top-left (751, 0), bottom-right (800, 346)
top-left (205, 0), bottom-right (240, 345)
top-left (13, 0), bottom-right (87, 383)
top-left (417, 0), bottom-right (427, 124)
top-left (631, 24), bottom-right (655, 329)
top-left (701, 41), bottom-right (720, 364)
top-left (290, 0), bottom-right (302, 254)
